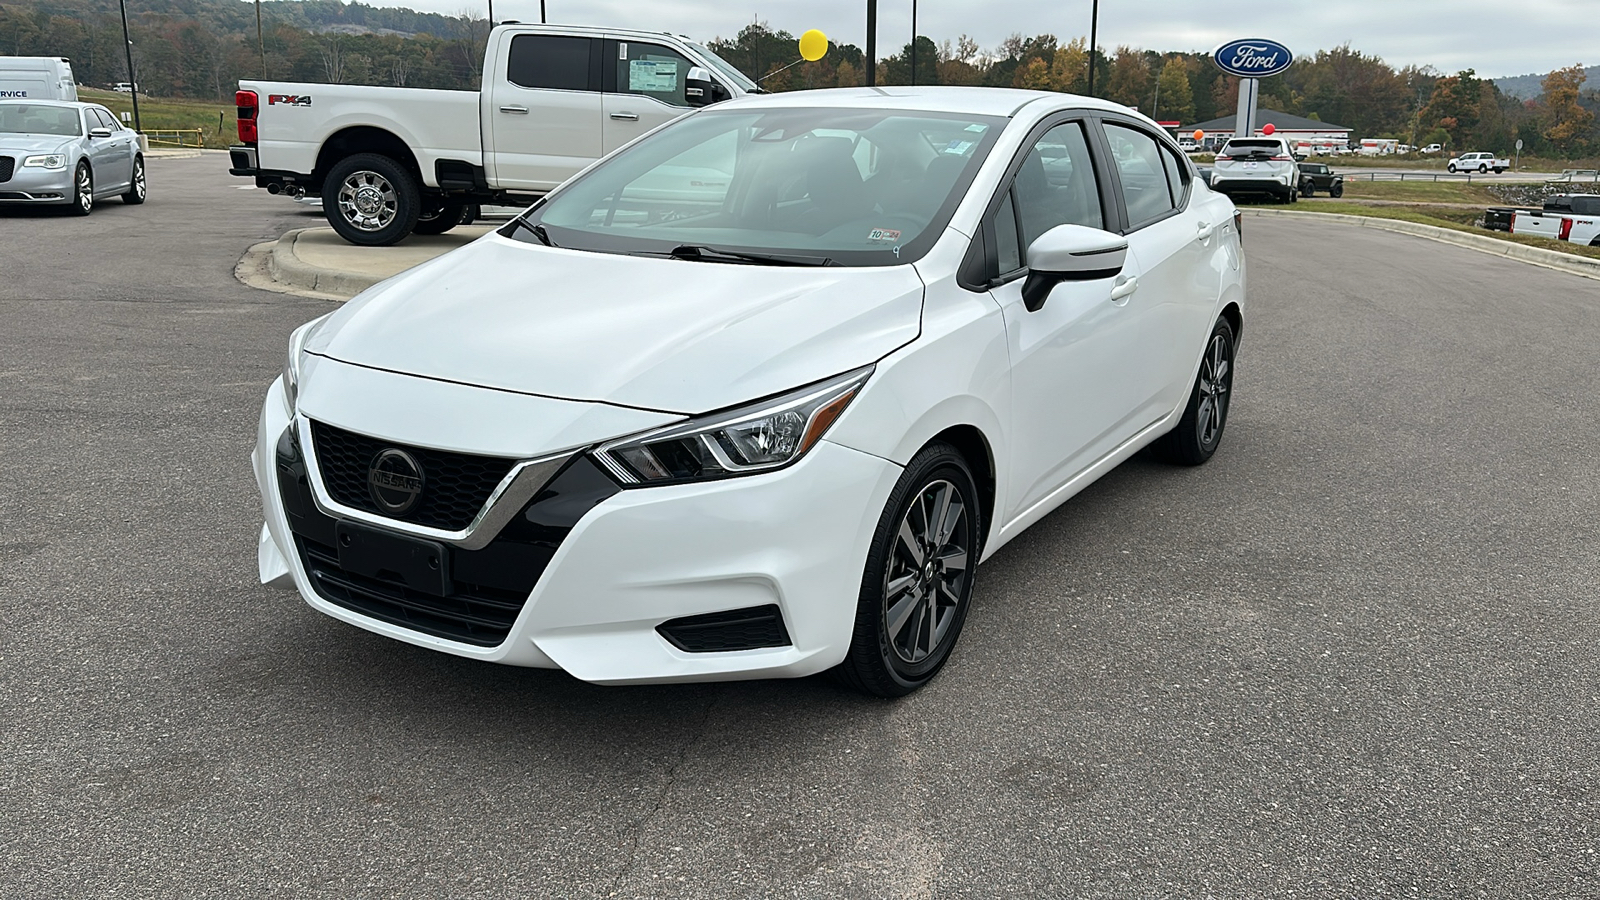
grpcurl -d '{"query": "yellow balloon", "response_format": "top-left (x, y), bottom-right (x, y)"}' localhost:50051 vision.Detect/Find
top-left (799, 29), bottom-right (829, 62)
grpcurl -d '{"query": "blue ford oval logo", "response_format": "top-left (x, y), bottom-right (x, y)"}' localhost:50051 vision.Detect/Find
top-left (1212, 39), bottom-right (1294, 78)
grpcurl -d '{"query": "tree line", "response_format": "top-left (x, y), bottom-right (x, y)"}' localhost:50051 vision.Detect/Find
top-left (2, 2), bottom-right (1595, 156)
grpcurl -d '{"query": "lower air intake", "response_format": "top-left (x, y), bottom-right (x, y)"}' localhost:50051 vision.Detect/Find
top-left (657, 605), bottom-right (792, 653)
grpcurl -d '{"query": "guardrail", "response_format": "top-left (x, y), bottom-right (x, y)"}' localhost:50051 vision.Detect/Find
top-left (1342, 170), bottom-right (1600, 185)
top-left (142, 128), bottom-right (205, 148)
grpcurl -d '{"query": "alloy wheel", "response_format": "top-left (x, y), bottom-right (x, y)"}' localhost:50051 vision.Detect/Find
top-left (77, 166), bottom-right (93, 212)
top-left (1196, 332), bottom-right (1232, 447)
top-left (883, 479), bottom-right (971, 665)
top-left (337, 170), bottom-right (398, 232)
top-left (133, 160), bottom-right (146, 200)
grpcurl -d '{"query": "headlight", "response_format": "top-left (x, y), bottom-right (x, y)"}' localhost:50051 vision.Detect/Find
top-left (594, 367), bottom-right (872, 486)
top-left (22, 154), bottom-right (67, 169)
top-left (282, 314), bottom-right (333, 413)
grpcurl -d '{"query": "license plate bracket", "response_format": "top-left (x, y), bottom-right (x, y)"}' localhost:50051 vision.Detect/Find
top-left (335, 520), bottom-right (452, 597)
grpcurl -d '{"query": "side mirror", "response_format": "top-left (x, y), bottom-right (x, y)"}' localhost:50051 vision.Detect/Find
top-left (1294, 153), bottom-right (1306, 161)
top-left (685, 66), bottom-right (725, 107)
top-left (1021, 224), bottom-right (1128, 312)
top-left (90, 127), bottom-right (112, 139)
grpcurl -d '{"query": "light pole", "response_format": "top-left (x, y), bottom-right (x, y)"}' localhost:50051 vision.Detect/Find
top-left (255, 0), bottom-right (266, 78)
top-left (1086, 0), bottom-right (1099, 97)
top-left (117, 0), bottom-right (142, 133)
top-left (541, 1), bottom-right (547, 23)
top-left (909, 0), bottom-right (917, 85)
top-left (865, 0), bottom-right (877, 87)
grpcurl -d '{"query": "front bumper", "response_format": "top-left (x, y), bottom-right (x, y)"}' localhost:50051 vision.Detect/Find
top-left (0, 160), bottom-right (72, 203)
top-left (253, 374), bottom-right (903, 685)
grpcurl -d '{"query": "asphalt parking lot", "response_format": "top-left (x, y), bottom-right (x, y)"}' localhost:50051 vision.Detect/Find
top-left (3, 156), bottom-right (1599, 898)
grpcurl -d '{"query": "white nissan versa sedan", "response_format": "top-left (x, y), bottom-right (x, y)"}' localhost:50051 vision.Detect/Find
top-left (254, 87), bottom-right (1246, 696)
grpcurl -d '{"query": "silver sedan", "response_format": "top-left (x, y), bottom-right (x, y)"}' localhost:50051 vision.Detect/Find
top-left (0, 100), bottom-right (146, 214)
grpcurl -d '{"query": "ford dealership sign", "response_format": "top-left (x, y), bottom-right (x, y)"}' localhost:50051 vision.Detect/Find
top-left (1212, 39), bottom-right (1294, 78)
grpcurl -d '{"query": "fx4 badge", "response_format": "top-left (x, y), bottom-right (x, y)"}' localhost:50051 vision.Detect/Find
top-left (267, 94), bottom-right (312, 107)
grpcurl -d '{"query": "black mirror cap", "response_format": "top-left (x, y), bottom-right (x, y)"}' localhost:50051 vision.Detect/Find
top-left (1020, 262), bottom-right (1124, 312)
top-left (685, 78), bottom-right (727, 108)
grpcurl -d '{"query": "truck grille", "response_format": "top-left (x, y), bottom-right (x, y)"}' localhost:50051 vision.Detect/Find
top-left (309, 420), bottom-right (517, 531)
top-left (0, 157), bottom-right (14, 184)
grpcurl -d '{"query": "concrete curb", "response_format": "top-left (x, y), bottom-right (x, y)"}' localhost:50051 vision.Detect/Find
top-left (1245, 208), bottom-right (1600, 282)
top-left (235, 234), bottom-right (350, 303)
top-left (264, 228), bottom-right (384, 298)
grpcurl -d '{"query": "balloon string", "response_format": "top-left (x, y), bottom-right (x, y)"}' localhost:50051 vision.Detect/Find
top-left (757, 56), bottom-right (809, 83)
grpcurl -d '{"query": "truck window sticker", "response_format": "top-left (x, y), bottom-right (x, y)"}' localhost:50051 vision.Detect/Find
top-left (629, 58), bottom-right (680, 93)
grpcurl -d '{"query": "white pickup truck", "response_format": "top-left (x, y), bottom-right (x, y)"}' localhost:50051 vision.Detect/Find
top-left (1511, 194), bottom-right (1600, 247)
top-left (228, 23), bottom-right (760, 244)
top-left (1447, 151), bottom-right (1509, 174)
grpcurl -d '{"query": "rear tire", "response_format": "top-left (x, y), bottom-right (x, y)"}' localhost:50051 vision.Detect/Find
top-left (833, 443), bottom-right (982, 697)
top-left (323, 153), bottom-right (421, 246)
top-left (121, 155), bottom-right (146, 205)
top-left (1478, 164), bottom-right (1488, 173)
top-left (412, 201), bottom-right (469, 235)
top-left (1447, 164), bottom-right (1458, 173)
top-left (1150, 317), bottom-right (1237, 467)
top-left (1300, 180), bottom-right (1315, 198)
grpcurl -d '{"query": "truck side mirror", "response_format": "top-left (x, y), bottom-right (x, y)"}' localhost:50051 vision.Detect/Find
top-left (685, 66), bottom-right (726, 108)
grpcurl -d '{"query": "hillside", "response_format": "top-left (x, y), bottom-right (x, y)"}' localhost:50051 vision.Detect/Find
top-left (1495, 64), bottom-right (1598, 99)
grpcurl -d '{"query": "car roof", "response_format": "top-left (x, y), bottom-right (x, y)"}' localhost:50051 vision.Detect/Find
top-left (712, 86), bottom-right (1147, 120)
top-left (0, 99), bottom-right (96, 109)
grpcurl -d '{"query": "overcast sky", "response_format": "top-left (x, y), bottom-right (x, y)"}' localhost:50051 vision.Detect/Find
top-left (361, 0), bottom-right (1595, 79)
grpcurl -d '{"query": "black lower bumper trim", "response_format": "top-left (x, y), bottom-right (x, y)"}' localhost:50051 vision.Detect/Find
top-left (657, 605), bottom-right (793, 653)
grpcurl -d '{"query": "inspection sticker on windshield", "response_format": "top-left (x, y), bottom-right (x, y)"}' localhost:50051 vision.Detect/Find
top-left (868, 228), bottom-right (902, 243)
top-left (965, 124), bottom-right (988, 133)
top-left (944, 140), bottom-right (975, 155)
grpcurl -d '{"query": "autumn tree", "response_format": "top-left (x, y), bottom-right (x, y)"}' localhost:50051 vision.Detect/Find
top-left (1051, 37), bottom-right (1088, 94)
top-left (1153, 56), bottom-right (1194, 123)
top-left (1105, 46), bottom-right (1149, 109)
top-left (1540, 64), bottom-right (1594, 151)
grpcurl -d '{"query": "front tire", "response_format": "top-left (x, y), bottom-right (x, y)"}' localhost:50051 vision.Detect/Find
top-left (834, 443), bottom-right (982, 697)
top-left (1330, 182), bottom-right (1344, 198)
top-left (412, 201), bottom-right (469, 235)
top-left (1151, 317), bottom-right (1237, 467)
top-left (121, 155), bottom-right (146, 205)
top-left (70, 163), bottom-right (93, 216)
top-left (323, 153), bottom-right (421, 246)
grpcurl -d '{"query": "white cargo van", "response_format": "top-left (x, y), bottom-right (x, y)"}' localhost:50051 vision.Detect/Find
top-left (0, 57), bottom-right (78, 101)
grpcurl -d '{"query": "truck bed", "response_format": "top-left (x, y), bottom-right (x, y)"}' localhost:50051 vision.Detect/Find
top-left (241, 81), bottom-right (483, 189)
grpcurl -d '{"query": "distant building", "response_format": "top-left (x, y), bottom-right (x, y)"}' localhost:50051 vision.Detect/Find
top-left (1185, 109), bottom-right (1353, 150)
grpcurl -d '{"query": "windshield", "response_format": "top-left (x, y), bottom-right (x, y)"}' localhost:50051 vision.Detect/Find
top-left (0, 103), bottom-right (81, 136)
top-left (513, 107), bottom-right (1005, 266)
top-left (687, 43), bottom-right (761, 93)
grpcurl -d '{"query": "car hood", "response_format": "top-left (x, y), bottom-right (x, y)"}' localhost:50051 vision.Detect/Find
top-left (307, 232), bottom-right (925, 415)
top-left (0, 133), bottom-right (75, 155)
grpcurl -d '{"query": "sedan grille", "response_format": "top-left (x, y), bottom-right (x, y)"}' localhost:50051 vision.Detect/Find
top-left (0, 157), bottom-right (14, 184)
top-left (309, 420), bottom-right (517, 532)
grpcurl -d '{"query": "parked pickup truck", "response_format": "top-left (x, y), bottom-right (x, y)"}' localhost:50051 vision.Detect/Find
top-left (1509, 194), bottom-right (1600, 246)
top-left (1447, 151), bottom-right (1508, 174)
top-left (228, 23), bottom-right (760, 244)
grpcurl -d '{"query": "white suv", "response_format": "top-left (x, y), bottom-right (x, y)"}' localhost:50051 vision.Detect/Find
top-left (1210, 137), bottom-right (1300, 203)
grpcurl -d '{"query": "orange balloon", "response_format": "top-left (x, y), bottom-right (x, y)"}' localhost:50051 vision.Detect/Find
top-left (1192, 129), bottom-right (1204, 141)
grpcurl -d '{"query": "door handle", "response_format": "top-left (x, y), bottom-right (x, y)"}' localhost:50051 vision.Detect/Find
top-left (499, 105), bottom-right (529, 114)
top-left (609, 112), bottom-right (640, 121)
top-left (1109, 275), bottom-right (1139, 302)
top-left (1196, 221), bottom-right (1216, 242)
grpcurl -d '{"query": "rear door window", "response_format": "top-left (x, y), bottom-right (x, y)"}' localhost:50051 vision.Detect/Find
top-left (507, 34), bottom-right (597, 91)
top-left (1104, 122), bottom-right (1176, 227)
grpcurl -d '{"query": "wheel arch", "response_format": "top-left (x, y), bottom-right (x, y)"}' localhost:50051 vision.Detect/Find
top-left (925, 424), bottom-right (997, 556)
top-left (1219, 300), bottom-right (1244, 346)
top-left (314, 126), bottom-right (423, 194)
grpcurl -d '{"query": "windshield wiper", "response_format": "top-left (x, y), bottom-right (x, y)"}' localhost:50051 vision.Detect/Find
top-left (504, 216), bottom-right (557, 247)
top-left (661, 244), bottom-right (837, 267)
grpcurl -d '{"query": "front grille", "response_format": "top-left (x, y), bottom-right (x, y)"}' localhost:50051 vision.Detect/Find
top-left (296, 535), bottom-right (529, 646)
top-left (310, 420), bottom-right (517, 531)
top-left (0, 156), bottom-right (13, 184)
top-left (657, 606), bottom-right (792, 653)
top-left (277, 427), bottom-right (620, 647)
